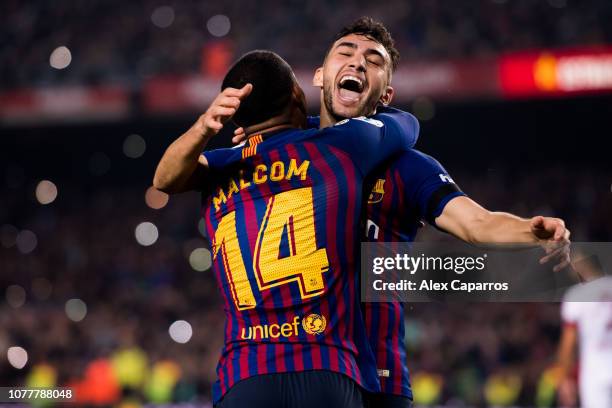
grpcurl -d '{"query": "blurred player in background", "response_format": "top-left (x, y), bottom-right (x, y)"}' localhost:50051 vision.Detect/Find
top-left (154, 49), bottom-right (419, 407)
top-left (557, 255), bottom-right (612, 408)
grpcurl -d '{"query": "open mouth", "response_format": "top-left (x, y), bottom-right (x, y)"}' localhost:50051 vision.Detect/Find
top-left (337, 75), bottom-right (365, 103)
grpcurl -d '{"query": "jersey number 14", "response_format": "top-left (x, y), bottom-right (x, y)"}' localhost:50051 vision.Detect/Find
top-left (212, 187), bottom-right (329, 310)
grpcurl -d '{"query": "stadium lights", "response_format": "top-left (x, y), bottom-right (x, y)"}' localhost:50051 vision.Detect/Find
top-left (189, 248), bottom-right (212, 272)
top-left (7, 346), bottom-right (28, 369)
top-left (134, 222), bottom-right (159, 246)
top-left (145, 186), bottom-right (169, 210)
top-left (151, 6), bottom-right (175, 29)
top-left (206, 15), bottom-right (231, 37)
top-left (65, 298), bottom-right (88, 322)
top-left (168, 320), bottom-right (193, 344)
top-left (35, 180), bottom-right (58, 205)
top-left (123, 134), bottom-right (146, 159)
top-left (16, 230), bottom-right (37, 254)
top-left (49, 46), bottom-right (72, 70)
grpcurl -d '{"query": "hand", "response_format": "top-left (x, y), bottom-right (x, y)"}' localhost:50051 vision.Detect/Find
top-left (232, 127), bottom-right (248, 145)
top-left (530, 216), bottom-right (571, 272)
top-left (199, 84), bottom-right (253, 138)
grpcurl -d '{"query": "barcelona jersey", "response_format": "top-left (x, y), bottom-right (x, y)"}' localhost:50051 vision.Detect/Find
top-left (364, 149), bottom-right (465, 397)
top-left (201, 108), bottom-right (419, 403)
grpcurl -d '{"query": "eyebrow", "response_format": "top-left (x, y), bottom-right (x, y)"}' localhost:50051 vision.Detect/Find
top-left (335, 41), bottom-right (386, 60)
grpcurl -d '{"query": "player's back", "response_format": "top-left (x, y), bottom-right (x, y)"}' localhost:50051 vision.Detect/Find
top-left (201, 113), bottom-right (418, 403)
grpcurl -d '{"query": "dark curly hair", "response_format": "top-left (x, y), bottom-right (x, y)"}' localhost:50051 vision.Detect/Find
top-left (332, 17), bottom-right (400, 72)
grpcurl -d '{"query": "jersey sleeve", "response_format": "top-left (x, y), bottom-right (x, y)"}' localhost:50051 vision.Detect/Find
top-left (322, 108), bottom-right (420, 175)
top-left (202, 146), bottom-right (242, 169)
top-left (394, 150), bottom-right (466, 225)
top-left (373, 106), bottom-right (420, 149)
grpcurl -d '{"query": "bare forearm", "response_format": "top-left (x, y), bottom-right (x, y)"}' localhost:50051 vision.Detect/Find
top-left (468, 211), bottom-right (535, 244)
top-left (153, 117), bottom-right (210, 193)
top-left (437, 197), bottom-right (535, 244)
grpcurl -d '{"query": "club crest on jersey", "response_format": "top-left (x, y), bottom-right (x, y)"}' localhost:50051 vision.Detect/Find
top-left (368, 179), bottom-right (385, 204)
top-left (242, 134), bottom-right (263, 159)
top-left (302, 313), bottom-right (326, 335)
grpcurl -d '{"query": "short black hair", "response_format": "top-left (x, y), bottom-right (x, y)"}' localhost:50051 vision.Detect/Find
top-left (332, 17), bottom-right (399, 71)
top-left (222, 50), bottom-right (295, 128)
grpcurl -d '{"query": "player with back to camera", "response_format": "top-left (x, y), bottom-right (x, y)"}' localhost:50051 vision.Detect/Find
top-left (153, 49), bottom-right (421, 407)
top-left (285, 17), bottom-right (571, 408)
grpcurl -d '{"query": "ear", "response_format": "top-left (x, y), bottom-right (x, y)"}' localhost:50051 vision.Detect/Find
top-left (312, 67), bottom-right (323, 87)
top-left (379, 86), bottom-right (394, 106)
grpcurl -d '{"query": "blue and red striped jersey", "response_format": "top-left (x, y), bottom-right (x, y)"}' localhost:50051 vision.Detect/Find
top-left (201, 109), bottom-right (419, 403)
top-left (364, 149), bottom-right (465, 398)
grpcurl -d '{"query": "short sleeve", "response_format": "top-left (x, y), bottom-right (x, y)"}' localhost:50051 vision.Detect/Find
top-left (394, 150), bottom-right (465, 224)
top-left (202, 146), bottom-right (242, 169)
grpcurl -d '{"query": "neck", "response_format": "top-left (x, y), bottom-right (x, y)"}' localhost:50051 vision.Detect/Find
top-left (319, 93), bottom-right (336, 128)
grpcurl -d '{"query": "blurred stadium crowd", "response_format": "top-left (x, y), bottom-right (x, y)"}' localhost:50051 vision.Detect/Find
top-left (2, 0), bottom-right (612, 88)
top-left (2, 159), bottom-right (610, 405)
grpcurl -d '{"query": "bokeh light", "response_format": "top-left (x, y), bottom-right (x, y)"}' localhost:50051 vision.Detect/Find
top-left (189, 248), bottom-right (212, 272)
top-left (135, 222), bottom-right (159, 246)
top-left (0, 224), bottom-right (18, 248)
top-left (49, 46), bottom-right (72, 69)
top-left (65, 298), bottom-right (87, 322)
top-left (151, 6), bottom-right (175, 28)
top-left (145, 186), bottom-right (169, 210)
top-left (7, 346), bottom-right (28, 369)
top-left (169, 320), bottom-right (193, 344)
top-left (206, 15), bottom-right (231, 37)
top-left (35, 180), bottom-right (58, 205)
top-left (123, 134), bottom-right (146, 158)
top-left (16, 230), bottom-right (37, 254)
top-left (6, 285), bottom-right (26, 308)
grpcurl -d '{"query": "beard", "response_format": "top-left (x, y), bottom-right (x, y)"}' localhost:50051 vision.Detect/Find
top-left (323, 79), bottom-right (378, 122)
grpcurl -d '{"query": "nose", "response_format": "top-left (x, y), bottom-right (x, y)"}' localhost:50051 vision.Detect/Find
top-left (347, 53), bottom-right (366, 72)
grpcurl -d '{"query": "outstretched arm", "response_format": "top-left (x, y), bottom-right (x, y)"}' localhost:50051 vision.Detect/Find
top-left (435, 196), bottom-right (571, 271)
top-left (153, 84), bottom-right (252, 194)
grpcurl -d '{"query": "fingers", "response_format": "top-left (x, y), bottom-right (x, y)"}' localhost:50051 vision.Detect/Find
top-left (530, 216), bottom-right (545, 230)
top-left (232, 127), bottom-right (247, 145)
top-left (217, 96), bottom-right (242, 109)
top-left (222, 83), bottom-right (253, 100)
top-left (238, 83), bottom-right (253, 99)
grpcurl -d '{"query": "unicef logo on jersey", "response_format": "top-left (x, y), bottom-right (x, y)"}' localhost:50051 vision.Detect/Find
top-left (302, 314), bottom-right (327, 335)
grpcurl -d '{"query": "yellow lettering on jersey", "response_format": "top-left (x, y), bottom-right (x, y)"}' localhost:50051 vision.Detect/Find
top-left (286, 159), bottom-right (310, 180)
top-left (270, 161), bottom-right (285, 181)
top-left (227, 179), bottom-right (239, 199)
top-left (239, 178), bottom-right (251, 189)
top-left (212, 159), bottom-right (311, 213)
top-left (254, 164), bottom-right (268, 184)
top-left (213, 189), bottom-right (227, 211)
